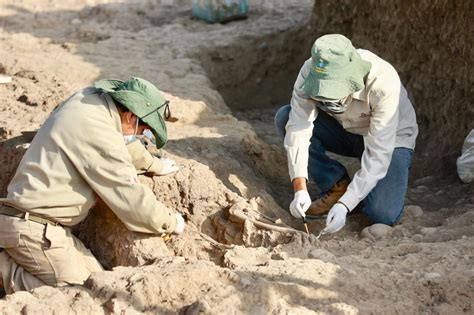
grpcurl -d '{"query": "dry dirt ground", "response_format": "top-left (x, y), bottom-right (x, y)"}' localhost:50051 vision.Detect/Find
top-left (0, 1), bottom-right (473, 314)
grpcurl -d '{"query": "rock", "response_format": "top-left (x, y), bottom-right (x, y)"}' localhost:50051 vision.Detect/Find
top-left (223, 247), bottom-right (269, 269)
top-left (423, 272), bottom-right (441, 282)
top-left (413, 176), bottom-right (435, 187)
top-left (392, 226), bottom-right (411, 238)
top-left (420, 227), bottom-right (437, 235)
top-left (307, 248), bottom-right (336, 262)
top-left (271, 252), bottom-right (289, 260)
top-left (183, 300), bottom-right (211, 315)
top-left (360, 224), bottom-right (394, 241)
top-left (412, 234), bottom-right (423, 243)
top-left (71, 18), bottom-right (82, 25)
top-left (405, 205), bottom-right (424, 218)
top-left (412, 185), bottom-right (431, 194)
top-left (104, 298), bottom-right (141, 315)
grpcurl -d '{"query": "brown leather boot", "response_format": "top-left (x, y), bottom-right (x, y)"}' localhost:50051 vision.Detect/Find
top-left (306, 176), bottom-right (351, 216)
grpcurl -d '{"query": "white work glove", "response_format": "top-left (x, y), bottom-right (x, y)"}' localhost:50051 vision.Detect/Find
top-left (325, 203), bottom-right (348, 234)
top-left (173, 213), bottom-right (185, 235)
top-left (289, 190), bottom-right (311, 218)
top-left (156, 157), bottom-right (179, 176)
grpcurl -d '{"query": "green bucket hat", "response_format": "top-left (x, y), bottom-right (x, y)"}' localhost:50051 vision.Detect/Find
top-left (94, 77), bottom-right (169, 149)
top-left (302, 34), bottom-right (372, 100)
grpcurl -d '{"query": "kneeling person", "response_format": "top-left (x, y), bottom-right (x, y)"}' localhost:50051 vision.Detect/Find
top-left (0, 77), bottom-right (184, 294)
top-left (275, 34), bottom-right (418, 234)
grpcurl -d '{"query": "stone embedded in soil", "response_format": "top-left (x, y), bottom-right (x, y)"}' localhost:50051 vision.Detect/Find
top-left (404, 205), bottom-right (424, 218)
top-left (412, 234), bottom-right (424, 243)
top-left (182, 300), bottom-right (211, 315)
top-left (223, 246), bottom-right (270, 269)
top-left (307, 248), bottom-right (336, 262)
top-left (420, 227), bottom-right (437, 236)
top-left (413, 176), bottom-right (435, 187)
top-left (411, 185), bottom-right (431, 194)
top-left (271, 252), bottom-right (289, 260)
top-left (360, 224), bottom-right (394, 241)
top-left (392, 226), bottom-right (411, 238)
top-left (423, 272), bottom-right (442, 282)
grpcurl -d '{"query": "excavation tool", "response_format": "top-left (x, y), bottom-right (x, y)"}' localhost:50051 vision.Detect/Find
top-left (302, 217), bottom-right (309, 234)
top-left (315, 228), bottom-right (328, 240)
top-left (299, 202), bottom-right (310, 234)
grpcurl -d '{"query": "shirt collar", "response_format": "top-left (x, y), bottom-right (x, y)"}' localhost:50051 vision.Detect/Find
top-left (351, 87), bottom-right (367, 101)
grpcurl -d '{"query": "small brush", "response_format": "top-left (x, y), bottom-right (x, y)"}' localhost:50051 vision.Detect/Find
top-left (302, 217), bottom-right (309, 234)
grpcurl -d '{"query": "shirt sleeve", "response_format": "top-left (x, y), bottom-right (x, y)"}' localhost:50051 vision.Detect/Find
top-left (284, 59), bottom-right (318, 181)
top-left (126, 140), bottom-right (164, 175)
top-left (60, 112), bottom-right (177, 235)
top-left (339, 71), bottom-right (401, 211)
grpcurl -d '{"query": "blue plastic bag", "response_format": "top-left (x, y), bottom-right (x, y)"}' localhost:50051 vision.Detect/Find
top-left (192, 0), bottom-right (249, 23)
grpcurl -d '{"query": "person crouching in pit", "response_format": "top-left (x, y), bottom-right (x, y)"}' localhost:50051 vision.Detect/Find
top-left (275, 34), bottom-right (418, 234)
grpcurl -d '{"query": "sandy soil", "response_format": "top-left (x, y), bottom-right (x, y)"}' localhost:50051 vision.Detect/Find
top-left (0, 0), bottom-right (473, 314)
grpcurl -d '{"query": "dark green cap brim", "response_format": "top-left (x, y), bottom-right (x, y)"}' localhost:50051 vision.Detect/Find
top-left (95, 78), bottom-right (168, 148)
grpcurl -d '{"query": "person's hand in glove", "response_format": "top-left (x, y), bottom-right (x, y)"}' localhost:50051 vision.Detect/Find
top-left (157, 157), bottom-right (179, 176)
top-left (289, 190), bottom-right (311, 218)
top-left (325, 202), bottom-right (348, 233)
top-left (126, 140), bottom-right (179, 176)
top-left (173, 212), bottom-right (185, 235)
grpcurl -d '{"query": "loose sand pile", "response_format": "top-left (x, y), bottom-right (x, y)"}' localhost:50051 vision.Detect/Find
top-left (0, 0), bottom-right (473, 314)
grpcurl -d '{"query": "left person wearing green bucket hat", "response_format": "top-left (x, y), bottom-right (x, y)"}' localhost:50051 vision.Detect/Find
top-left (0, 77), bottom-right (184, 294)
top-left (275, 34), bottom-right (418, 235)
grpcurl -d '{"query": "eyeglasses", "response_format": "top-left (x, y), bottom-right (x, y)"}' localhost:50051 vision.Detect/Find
top-left (140, 100), bottom-right (171, 120)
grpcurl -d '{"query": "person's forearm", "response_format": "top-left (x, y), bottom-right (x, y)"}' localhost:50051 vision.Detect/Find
top-left (292, 177), bottom-right (307, 192)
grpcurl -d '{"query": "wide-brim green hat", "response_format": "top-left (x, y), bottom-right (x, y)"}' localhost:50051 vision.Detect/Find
top-left (302, 34), bottom-right (372, 100)
top-left (94, 77), bottom-right (169, 149)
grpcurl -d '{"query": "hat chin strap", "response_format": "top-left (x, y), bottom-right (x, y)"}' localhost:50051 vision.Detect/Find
top-left (134, 116), bottom-right (139, 136)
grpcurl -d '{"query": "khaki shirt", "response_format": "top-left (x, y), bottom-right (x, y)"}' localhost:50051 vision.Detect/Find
top-left (285, 49), bottom-right (418, 211)
top-left (1, 87), bottom-right (177, 234)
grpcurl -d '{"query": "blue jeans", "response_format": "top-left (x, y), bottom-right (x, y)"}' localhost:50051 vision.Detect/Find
top-left (274, 105), bottom-right (414, 225)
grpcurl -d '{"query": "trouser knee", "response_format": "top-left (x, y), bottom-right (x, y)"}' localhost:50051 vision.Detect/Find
top-left (363, 203), bottom-right (404, 225)
top-left (274, 105), bottom-right (291, 139)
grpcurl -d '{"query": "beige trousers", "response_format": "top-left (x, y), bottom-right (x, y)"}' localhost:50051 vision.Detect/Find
top-left (0, 215), bottom-right (103, 294)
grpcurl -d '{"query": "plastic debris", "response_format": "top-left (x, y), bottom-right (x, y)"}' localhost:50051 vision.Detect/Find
top-left (192, 0), bottom-right (248, 23)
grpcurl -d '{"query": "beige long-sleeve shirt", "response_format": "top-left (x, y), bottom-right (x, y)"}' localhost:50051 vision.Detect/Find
top-left (285, 49), bottom-right (418, 211)
top-left (1, 87), bottom-right (177, 233)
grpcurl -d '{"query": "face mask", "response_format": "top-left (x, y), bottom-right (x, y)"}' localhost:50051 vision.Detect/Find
top-left (123, 116), bottom-right (140, 144)
top-left (315, 96), bottom-right (350, 114)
